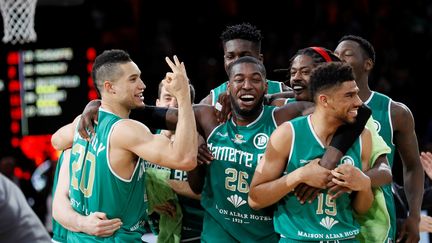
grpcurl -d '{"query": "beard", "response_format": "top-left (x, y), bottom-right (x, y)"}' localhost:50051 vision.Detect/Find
top-left (230, 94), bottom-right (265, 120)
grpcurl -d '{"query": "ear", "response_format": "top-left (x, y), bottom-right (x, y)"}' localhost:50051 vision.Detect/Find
top-left (227, 82), bottom-right (231, 95)
top-left (318, 94), bottom-right (328, 107)
top-left (103, 81), bottom-right (115, 94)
top-left (259, 53), bottom-right (264, 62)
top-left (364, 59), bottom-right (373, 73)
top-left (263, 79), bottom-right (268, 93)
top-left (156, 99), bottom-right (161, 106)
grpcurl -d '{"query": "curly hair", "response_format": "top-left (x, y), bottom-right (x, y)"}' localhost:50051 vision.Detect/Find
top-left (309, 62), bottom-right (355, 101)
top-left (220, 23), bottom-right (263, 44)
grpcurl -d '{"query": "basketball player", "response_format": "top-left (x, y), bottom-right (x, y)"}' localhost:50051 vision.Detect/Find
top-left (335, 35), bottom-right (424, 243)
top-left (51, 50), bottom-right (197, 242)
top-left (249, 62), bottom-right (374, 242)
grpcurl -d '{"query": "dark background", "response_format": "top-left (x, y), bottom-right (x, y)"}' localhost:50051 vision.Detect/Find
top-left (0, 0), bottom-right (431, 231)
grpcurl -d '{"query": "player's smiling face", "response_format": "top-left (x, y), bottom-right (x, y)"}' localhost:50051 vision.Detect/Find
top-left (290, 54), bottom-right (315, 101)
top-left (112, 62), bottom-right (146, 109)
top-left (228, 62), bottom-right (267, 116)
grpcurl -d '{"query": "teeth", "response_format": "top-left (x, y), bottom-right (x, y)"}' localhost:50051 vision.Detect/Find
top-left (293, 85), bottom-right (303, 91)
top-left (240, 95), bottom-right (254, 99)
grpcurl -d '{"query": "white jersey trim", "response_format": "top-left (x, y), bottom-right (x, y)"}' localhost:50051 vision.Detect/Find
top-left (307, 115), bottom-right (325, 149)
top-left (106, 119), bottom-right (140, 183)
top-left (287, 122), bottom-right (295, 166)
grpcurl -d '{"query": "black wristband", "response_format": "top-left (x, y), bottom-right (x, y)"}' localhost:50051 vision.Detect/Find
top-left (329, 104), bottom-right (372, 154)
top-left (130, 105), bottom-right (169, 130)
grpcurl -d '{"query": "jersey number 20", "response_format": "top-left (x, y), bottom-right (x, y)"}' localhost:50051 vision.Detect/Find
top-left (71, 143), bottom-right (96, 198)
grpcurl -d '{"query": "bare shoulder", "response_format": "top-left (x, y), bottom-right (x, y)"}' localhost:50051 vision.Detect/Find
top-left (274, 101), bottom-right (313, 125)
top-left (111, 119), bottom-right (152, 140)
top-left (390, 100), bottom-right (415, 130)
top-left (199, 93), bottom-right (212, 105)
top-left (270, 122), bottom-right (293, 147)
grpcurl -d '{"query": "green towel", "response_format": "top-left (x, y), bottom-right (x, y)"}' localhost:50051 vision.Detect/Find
top-left (145, 167), bottom-right (183, 243)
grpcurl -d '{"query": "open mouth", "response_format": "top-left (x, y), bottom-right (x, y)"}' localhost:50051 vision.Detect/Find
top-left (135, 93), bottom-right (144, 101)
top-left (348, 109), bottom-right (358, 117)
top-left (292, 84), bottom-right (305, 94)
top-left (239, 94), bottom-right (255, 105)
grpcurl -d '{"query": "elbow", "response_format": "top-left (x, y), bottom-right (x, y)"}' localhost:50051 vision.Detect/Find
top-left (248, 191), bottom-right (264, 210)
top-left (51, 135), bottom-right (62, 151)
top-left (384, 171), bottom-right (393, 185)
top-left (177, 158), bottom-right (197, 172)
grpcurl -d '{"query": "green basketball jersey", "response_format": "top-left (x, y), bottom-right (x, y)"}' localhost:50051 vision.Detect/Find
top-left (170, 169), bottom-right (204, 240)
top-left (211, 80), bottom-right (283, 105)
top-left (68, 108), bottom-right (148, 242)
top-left (284, 97), bottom-right (296, 105)
top-left (146, 130), bottom-right (204, 240)
top-left (365, 91), bottom-right (396, 241)
top-left (201, 106), bottom-right (279, 242)
top-left (52, 151), bottom-right (68, 242)
top-left (275, 115), bottom-right (362, 242)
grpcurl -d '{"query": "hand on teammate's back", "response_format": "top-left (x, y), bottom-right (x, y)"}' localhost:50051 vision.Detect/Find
top-left (215, 91), bottom-right (232, 123)
top-left (197, 135), bottom-right (213, 165)
top-left (78, 99), bottom-right (101, 140)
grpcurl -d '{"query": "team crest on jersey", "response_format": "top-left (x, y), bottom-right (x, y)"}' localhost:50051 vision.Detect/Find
top-left (253, 133), bottom-right (269, 149)
top-left (372, 119), bottom-right (381, 133)
top-left (232, 134), bottom-right (246, 144)
top-left (319, 216), bottom-right (339, 230)
top-left (227, 194), bottom-right (247, 208)
top-left (340, 155), bottom-right (355, 165)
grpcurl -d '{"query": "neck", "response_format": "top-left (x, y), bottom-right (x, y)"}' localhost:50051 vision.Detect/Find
top-left (100, 99), bottom-right (130, 118)
top-left (310, 108), bottom-right (343, 146)
top-left (355, 74), bottom-right (372, 101)
top-left (231, 105), bottom-right (263, 126)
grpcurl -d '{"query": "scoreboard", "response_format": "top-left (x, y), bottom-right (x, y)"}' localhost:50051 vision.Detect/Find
top-left (0, 46), bottom-right (98, 164)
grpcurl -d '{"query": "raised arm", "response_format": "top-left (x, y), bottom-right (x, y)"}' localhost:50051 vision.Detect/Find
top-left (52, 149), bottom-right (122, 236)
top-left (117, 56), bottom-right (198, 171)
top-left (248, 122), bottom-right (330, 210)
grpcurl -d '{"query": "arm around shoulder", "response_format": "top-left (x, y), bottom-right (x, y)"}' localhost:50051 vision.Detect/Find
top-left (51, 115), bottom-right (81, 151)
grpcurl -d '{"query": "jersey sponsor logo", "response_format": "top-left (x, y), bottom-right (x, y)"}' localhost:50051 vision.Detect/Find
top-left (253, 133), bottom-right (269, 149)
top-left (340, 155), bottom-right (355, 165)
top-left (216, 132), bottom-right (228, 137)
top-left (227, 194), bottom-right (247, 208)
top-left (319, 216), bottom-right (339, 230)
top-left (208, 143), bottom-right (254, 168)
top-left (372, 119), bottom-right (382, 133)
top-left (299, 159), bottom-right (309, 164)
top-left (232, 134), bottom-right (246, 144)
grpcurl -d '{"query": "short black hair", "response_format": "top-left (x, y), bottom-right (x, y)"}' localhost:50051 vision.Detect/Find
top-left (220, 23), bottom-right (263, 45)
top-left (227, 56), bottom-right (266, 79)
top-left (339, 35), bottom-right (376, 63)
top-left (309, 62), bottom-right (355, 101)
top-left (92, 49), bottom-right (132, 97)
top-left (290, 47), bottom-right (340, 68)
